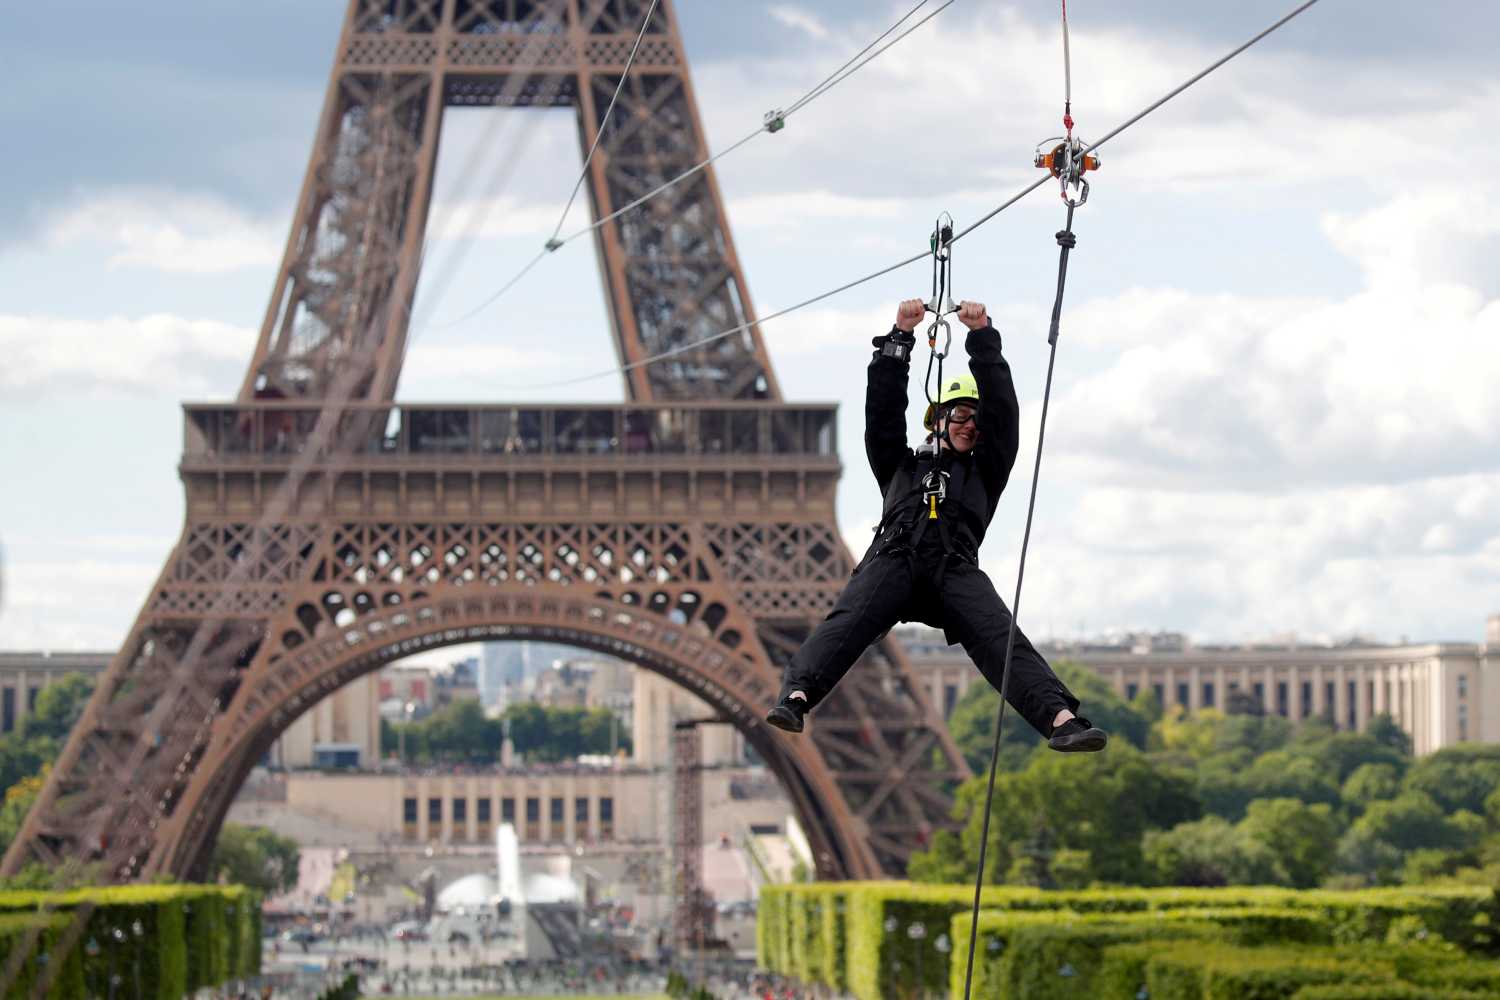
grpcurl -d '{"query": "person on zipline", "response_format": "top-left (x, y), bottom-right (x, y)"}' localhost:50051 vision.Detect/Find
top-left (765, 298), bottom-right (1107, 753)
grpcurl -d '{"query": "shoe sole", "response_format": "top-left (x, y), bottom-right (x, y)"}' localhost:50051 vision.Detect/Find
top-left (1048, 729), bottom-right (1107, 753)
top-left (765, 707), bottom-right (804, 734)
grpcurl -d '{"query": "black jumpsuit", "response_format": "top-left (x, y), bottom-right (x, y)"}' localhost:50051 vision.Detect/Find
top-left (776, 323), bottom-right (1081, 737)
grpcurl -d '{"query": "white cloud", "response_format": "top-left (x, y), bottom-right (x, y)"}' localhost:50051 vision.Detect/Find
top-left (768, 5), bottom-right (831, 41)
top-left (0, 313), bottom-right (256, 399)
top-left (1000, 474), bottom-right (1500, 644)
top-left (726, 189), bottom-right (909, 232)
top-left (424, 195), bottom-right (585, 242)
top-left (1051, 188), bottom-right (1500, 489)
top-left (757, 302), bottom-right (891, 358)
top-left (44, 190), bottom-right (282, 273)
top-left (0, 557), bottom-right (166, 650)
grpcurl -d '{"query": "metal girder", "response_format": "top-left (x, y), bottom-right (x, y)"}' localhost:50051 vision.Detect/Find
top-left (240, 0), bottom-right (778, 404)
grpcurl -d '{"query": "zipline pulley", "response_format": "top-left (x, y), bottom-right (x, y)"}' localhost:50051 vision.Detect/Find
top-left (1035, 135), bottom-right (1100, 206)
top-left (925, 212), bottom-right (957, 361)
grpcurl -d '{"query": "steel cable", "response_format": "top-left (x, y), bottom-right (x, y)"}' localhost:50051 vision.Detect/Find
top-left (531, 0), bottom-right (1325, 391)
top-left (430, 0), bottom-right (960, 329)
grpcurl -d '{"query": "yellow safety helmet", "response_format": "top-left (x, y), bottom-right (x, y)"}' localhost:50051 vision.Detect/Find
top-left (923, 374), bottom-right (980, 430)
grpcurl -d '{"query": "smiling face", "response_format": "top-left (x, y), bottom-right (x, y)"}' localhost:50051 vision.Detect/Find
top-left (939, 402), bottom-right (979, 452)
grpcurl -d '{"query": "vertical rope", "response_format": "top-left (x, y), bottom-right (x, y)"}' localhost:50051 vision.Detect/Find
top-left (960, 203), bottom-right (1077, 1000)
top-left (1061, 0), bottom-right (1074, 135)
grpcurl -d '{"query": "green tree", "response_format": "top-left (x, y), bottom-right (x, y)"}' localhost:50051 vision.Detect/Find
top-left (1194, 749), bottom-right (1257, 820)
top-left (1214, 713), bottom-right (1293, 758)
top-left (0, 768), bottom-right (47, 858)
top-left (1143, 815), bottom-right (1279, 887)
top-left (1401, 745), bottom-right (1500, 815)
top-left (909, 743), bottom-right (1199, 886)
top-left (540, 707), bottom-right (584, 762)
top-left (945, 683), bottom-right (1039, 774)
top-left (1342, 762), bottom-right (1401, 811)
top-left (1334, 826), bottom-right (1405, 886)
top-left (1238, 797), bottom-right (1339, 888)
top-left (1351, 791), bottom-right (1477, 854)
top-left (1294, 730), bottom-right (1409, 785)
top-left (946, 660), bottom-right (1152, 774)
top-left (18, 674), bottom-right (94, 743)
top-left (1366, 714), bottom-right (1413, 755)
top-left (580, 707), bottom-right (630, 755)
top-left (503, 702), bottom-right (549, 758)
top-left (906, 827), bottom-right (968, 883)
top-left (210, 824), bottom-right (300, 895)
top-left (1240, 751), bottom-right (1342, 810)
top-left (0, 737), bottom-right (54, 796)
top-left (1151, 706), bottom-right (1226, 758)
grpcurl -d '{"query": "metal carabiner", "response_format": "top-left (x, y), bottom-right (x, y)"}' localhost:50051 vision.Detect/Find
top-left (926, 316), bottom-right (952, 359)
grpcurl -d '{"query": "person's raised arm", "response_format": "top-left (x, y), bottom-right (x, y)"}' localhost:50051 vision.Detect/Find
top-left (957, 300), bottom-right (1021, 496)
top-left (865, 298), bottom-right (922, 493)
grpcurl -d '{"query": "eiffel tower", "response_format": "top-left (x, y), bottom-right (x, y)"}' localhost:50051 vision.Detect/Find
top-left (3, 0), bottom-right (968, 883)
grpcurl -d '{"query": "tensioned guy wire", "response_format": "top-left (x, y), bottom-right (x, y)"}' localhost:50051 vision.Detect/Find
top-left (547, 0), bottom-right (660, 247)
top-left (516, 0), bottom-right (1326, 392)
top-left (784, 0), bottom-right (936, 118)
top-left (560, 0), bottom-right (959, 248)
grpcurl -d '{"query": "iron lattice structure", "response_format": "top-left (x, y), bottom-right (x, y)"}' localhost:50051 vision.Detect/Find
top-left (3, 0), bottom-right (968, 884)
top-left (670, 720), bottom-right (712, 953)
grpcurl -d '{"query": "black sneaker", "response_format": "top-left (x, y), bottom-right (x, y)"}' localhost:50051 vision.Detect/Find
top-left (766, 695), bottom-right (809, 734)
top-left (1048, 716), bottom-right (1107, 753)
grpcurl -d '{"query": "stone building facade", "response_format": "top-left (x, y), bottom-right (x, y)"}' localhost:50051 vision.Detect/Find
top-left (896, 613), bottom-right (1500, 755)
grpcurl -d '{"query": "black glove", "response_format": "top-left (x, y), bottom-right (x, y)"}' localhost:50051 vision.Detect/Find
top-left (872, 327), bottom-right (916, 362)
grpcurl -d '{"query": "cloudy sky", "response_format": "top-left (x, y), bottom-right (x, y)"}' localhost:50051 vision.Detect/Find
top-left (2, 0), bottom-right (1497, 651)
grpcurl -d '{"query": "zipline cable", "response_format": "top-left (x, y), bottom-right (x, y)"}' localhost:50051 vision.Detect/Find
top-left (1082, 0), bottom-right (1322, 157)
top-left (950, 0), bottom-right (1322, 245)
top-left (557, 0), bottom-right (957, 248)
top-left (428, 0), bottom-right (958, 330)
top-left (515, 0), bottom-right (1322, 391)
top-left (547, 0), bottom-right (660, 248)
top-left (785, 0), bottom-right (936, 118)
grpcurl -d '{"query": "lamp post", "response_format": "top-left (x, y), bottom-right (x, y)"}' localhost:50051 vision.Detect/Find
top-left (399, 700), bottom-right (415, 765)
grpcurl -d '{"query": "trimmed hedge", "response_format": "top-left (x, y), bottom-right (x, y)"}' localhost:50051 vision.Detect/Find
top-left (1294, 988), bottom-right (1498, 1000)
top-left (0, 911), bottom-right (86, 999)
top-left (0, 883), bottom-right (259, 998)
top-left (1144, 943), bottom-right (1394, 1000)
top-left (949, 907), bottom-right (1329, 1000)
top-left (758, 883), bottom-right (1500, 1000)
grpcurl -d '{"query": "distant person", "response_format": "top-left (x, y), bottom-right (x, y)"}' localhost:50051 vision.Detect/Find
top-left (765, 299), bottom-right (1108, 753)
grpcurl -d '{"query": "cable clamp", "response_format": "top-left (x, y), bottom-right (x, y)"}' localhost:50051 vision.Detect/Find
top-left (544, 238), bottom-right (564, 252)
top-left (763, 109), bottom-right (786, 133)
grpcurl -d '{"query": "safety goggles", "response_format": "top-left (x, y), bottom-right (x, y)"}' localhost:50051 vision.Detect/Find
top-left (942, 404), bottom-right (978, 426)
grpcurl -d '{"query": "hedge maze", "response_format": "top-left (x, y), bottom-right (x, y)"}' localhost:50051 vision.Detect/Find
top-left (758, 883), bottom-right (1500, 999)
